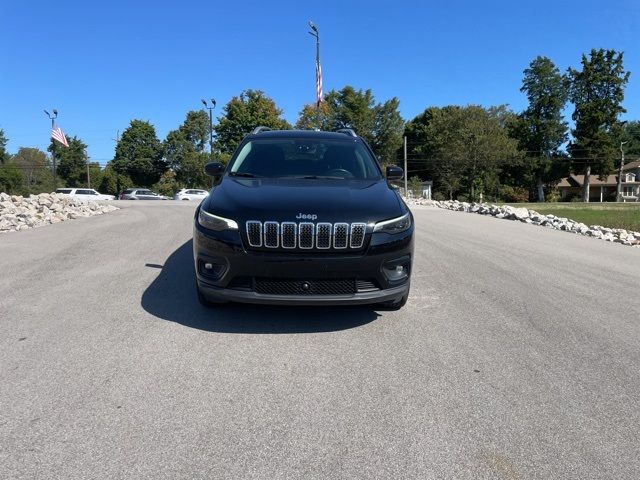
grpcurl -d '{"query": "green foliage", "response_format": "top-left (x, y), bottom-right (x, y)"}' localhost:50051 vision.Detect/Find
top-left (567, 49), bottom-right (630, 200)
top-left (620, 121), bottom-right (640, 156)
top-left (98, 165), bottom-right (133, 196)
top-left (0, 129), bottom-right (9, 165)
top-left (112, 120), bottom-right (165, 186)
top-left (509, 56), bottom-right (569, 201)
top-left (408, 175), bottom-right (423, 197)
top-left (0, 163), bottom-right (23, 194)
top-left (215, 90), bottom-right (290, 155)
top-left (153, 170), bottom-right (181, 197)
top-left (48, 135), bottom-right (89, 187)
top-left (405, 105), bottom-right (520, 200)
top-left (432, 191), bottom-right (446, 201)
top-left (297, 86), bottom-right (405, 164)
top-left (499, 185), bottom-right (529, 203)
top-left (164, 110), bottom-right (211, 188)
top-left (10, 147), bottom-right (54, 194)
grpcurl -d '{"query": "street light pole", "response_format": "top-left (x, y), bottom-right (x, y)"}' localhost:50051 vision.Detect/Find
top-left (616, 141), bottom-right (628, 201)
top-left (201, 99), bottom-right (216, 161)
top-left (44, 109), bottom-right (58, 188)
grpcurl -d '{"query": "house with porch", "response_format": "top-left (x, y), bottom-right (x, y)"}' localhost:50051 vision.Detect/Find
top-left (557, 160), bottom-right (640, 202)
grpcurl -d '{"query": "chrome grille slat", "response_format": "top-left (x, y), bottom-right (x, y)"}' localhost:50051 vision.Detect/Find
top-left (316, 222), bottom-right (332, 249)
top-left (264, 221), bottom-right (279, 248)
top-left (246, 221), bottom-right (262, 247)
top-left (281, 222), bottom-right (297, 249)
top-left (350, 223), bottom-right (366, 249)
top-left (299, 222), bottom-right (314, 249)
top-left (333, 223), bottom-right (348, 249)
top-left (245, 221), bottom-right (367, 250)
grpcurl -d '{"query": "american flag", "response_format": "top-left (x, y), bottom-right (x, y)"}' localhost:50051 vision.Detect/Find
top-left (315, 58), bottom-right (323, 106)
top-left (51, 126), bottom-right (69, 147)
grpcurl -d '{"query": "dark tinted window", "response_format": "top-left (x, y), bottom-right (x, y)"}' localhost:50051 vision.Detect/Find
top-left (56, 189), bottom-right (72, 194)
top-left (76, 189), bottom-right (96, 195)
top-left (229, 138), bottom-right (381, 180)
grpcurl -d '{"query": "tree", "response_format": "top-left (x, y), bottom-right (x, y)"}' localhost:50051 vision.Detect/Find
top-left (295, 102), bottom-right (331, 131)
top-left (567, 49), bottom-right (630, 202)
top-left (164, 110), bottom-right (211, 188)
top-left (405, 105), bottom-right (520, 200)
top-left (48, 135), bottom-right (88, 187)
top-left (215, 90), bottom-right (290, 154)
top-left (511, 56), bottom-right (569, 201)
top-left (98, 165), bottom-right (133, 196)
top-left (153, 170), bottom-right (181, 197)
top-left (112, 120), bottom-right (165, 186)
top-left (297, 86), bottom-right (405, 163)
top-left (11, 147), bottom-right (54, 194)
top-left (620, 121), bottom-right (640, 156)
top-left (0, 129), bottom-right (9, 164)
top-left (0, 164), bottom-right (23, 194)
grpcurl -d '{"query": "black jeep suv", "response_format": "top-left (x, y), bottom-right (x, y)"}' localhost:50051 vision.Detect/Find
top-left (193, 127), bottom-right (414, 309)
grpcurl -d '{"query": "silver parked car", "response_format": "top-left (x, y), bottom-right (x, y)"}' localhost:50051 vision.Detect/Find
top-left (119, 188), bottom-right (168, 200)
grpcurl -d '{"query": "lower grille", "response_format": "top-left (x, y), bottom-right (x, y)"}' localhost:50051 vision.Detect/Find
top-left (254, 278), bottom-right (356, 296)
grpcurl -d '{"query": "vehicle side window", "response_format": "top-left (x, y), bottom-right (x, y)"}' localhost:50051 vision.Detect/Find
top-left (76, 189), bottom-right (95, 195)
top-left (56, 189), bottom-right (73, 194)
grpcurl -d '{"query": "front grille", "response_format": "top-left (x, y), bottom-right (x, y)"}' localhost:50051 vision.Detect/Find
top-left (245, 221), bottom-right (367, 251)
top-left (254, 278), bottom-right (356, 296)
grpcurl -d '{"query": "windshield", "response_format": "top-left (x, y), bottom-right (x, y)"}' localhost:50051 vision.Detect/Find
top-left (228, 138), bottom-right (381, 180)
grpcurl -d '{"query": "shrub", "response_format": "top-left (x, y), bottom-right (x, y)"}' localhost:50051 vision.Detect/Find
top-left (499, 185), bottom-right (529, 203)
top-left (457, 194), bottom-right (469, 202)
top-left (545, 189), bottom-right (560, 202)
top-left (433, 191), bottom-right (446, 201)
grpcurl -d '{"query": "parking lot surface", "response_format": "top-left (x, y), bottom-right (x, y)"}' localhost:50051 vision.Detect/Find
top-left (1, 201), bottom-right (639, 479)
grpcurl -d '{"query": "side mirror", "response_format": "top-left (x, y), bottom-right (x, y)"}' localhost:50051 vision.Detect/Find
top-left (204, 162), bottom-right (225, 177)
top-left (386, 165), bottom-right (404, 180)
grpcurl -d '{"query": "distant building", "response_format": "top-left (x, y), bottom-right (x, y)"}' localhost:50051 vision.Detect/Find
top-left (557, 161), bottom-right (640, 202)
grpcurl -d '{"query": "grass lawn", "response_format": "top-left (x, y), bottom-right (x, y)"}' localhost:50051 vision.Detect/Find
top-left (505, 202), bottom-right (640, 232)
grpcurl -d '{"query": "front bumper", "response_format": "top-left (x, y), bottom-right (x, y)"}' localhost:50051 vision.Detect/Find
top-left (193, 217), bottom-right (414, 306)
top-left (197, 280), bottom-right (409, 306)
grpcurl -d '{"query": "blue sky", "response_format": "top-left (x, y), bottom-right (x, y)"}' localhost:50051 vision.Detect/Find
top-left (1, 0), bottom-right (638, 164)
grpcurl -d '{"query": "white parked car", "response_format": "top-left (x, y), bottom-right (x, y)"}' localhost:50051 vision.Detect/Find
top-left (56, 188), bottom-right (115, 201)
top-left (173, 189), bottom-right (209, 201)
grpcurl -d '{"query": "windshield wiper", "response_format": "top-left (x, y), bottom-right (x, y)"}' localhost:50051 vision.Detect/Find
top-left (229, 172), bottom-right (260, 178)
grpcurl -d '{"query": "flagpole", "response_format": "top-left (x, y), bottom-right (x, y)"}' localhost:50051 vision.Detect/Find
top-left (308, 21), bottom-right (321, 129)
top-left (44, 109), bottom-right (58, 189)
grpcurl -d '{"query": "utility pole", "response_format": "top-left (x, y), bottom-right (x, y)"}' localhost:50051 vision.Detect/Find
top-left (201, 99), bottom-right (216, 161)
top-left (616, 141), bottom-right (628, 201)
top-left (44, 109), bottom-right (58, 187)
top-left (403, 136), bottom-right (408, 197)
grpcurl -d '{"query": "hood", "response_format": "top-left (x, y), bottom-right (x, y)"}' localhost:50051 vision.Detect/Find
top-left (203, 177), bottom-right (403, 224)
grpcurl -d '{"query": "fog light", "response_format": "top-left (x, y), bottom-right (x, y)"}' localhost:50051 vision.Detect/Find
top-left (382, 258), bottom-right (410, 282)
top-left (198, 259), bottom-right (227, 279)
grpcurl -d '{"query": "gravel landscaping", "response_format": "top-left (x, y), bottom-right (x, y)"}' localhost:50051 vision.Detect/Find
top-left (406, 197), bottom-right (640, 247)
top-left (0, 192), bottom-right (118, 234)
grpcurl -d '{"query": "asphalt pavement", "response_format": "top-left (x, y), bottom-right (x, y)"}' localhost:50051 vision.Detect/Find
top-left (1, 201), bottom-right (639, 479)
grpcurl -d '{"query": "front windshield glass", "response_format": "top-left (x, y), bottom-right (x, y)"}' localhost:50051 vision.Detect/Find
top-left (228, 138), bottom-right (381, 179)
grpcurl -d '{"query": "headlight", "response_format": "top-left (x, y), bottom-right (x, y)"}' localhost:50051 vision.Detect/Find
top-left (198, 209), bottom-right (238, 231)
top-left (373, 212), bottom-right (411, 234)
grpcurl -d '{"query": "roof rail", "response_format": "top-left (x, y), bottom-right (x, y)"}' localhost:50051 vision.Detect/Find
top-left (251, 126), bottom-right (272, 134)
top-left (336, 128), bottom-right (357, 137)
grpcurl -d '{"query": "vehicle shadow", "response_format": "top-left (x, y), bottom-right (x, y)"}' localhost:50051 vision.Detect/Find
top-left (140, 240), bottom-right (380, 333)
